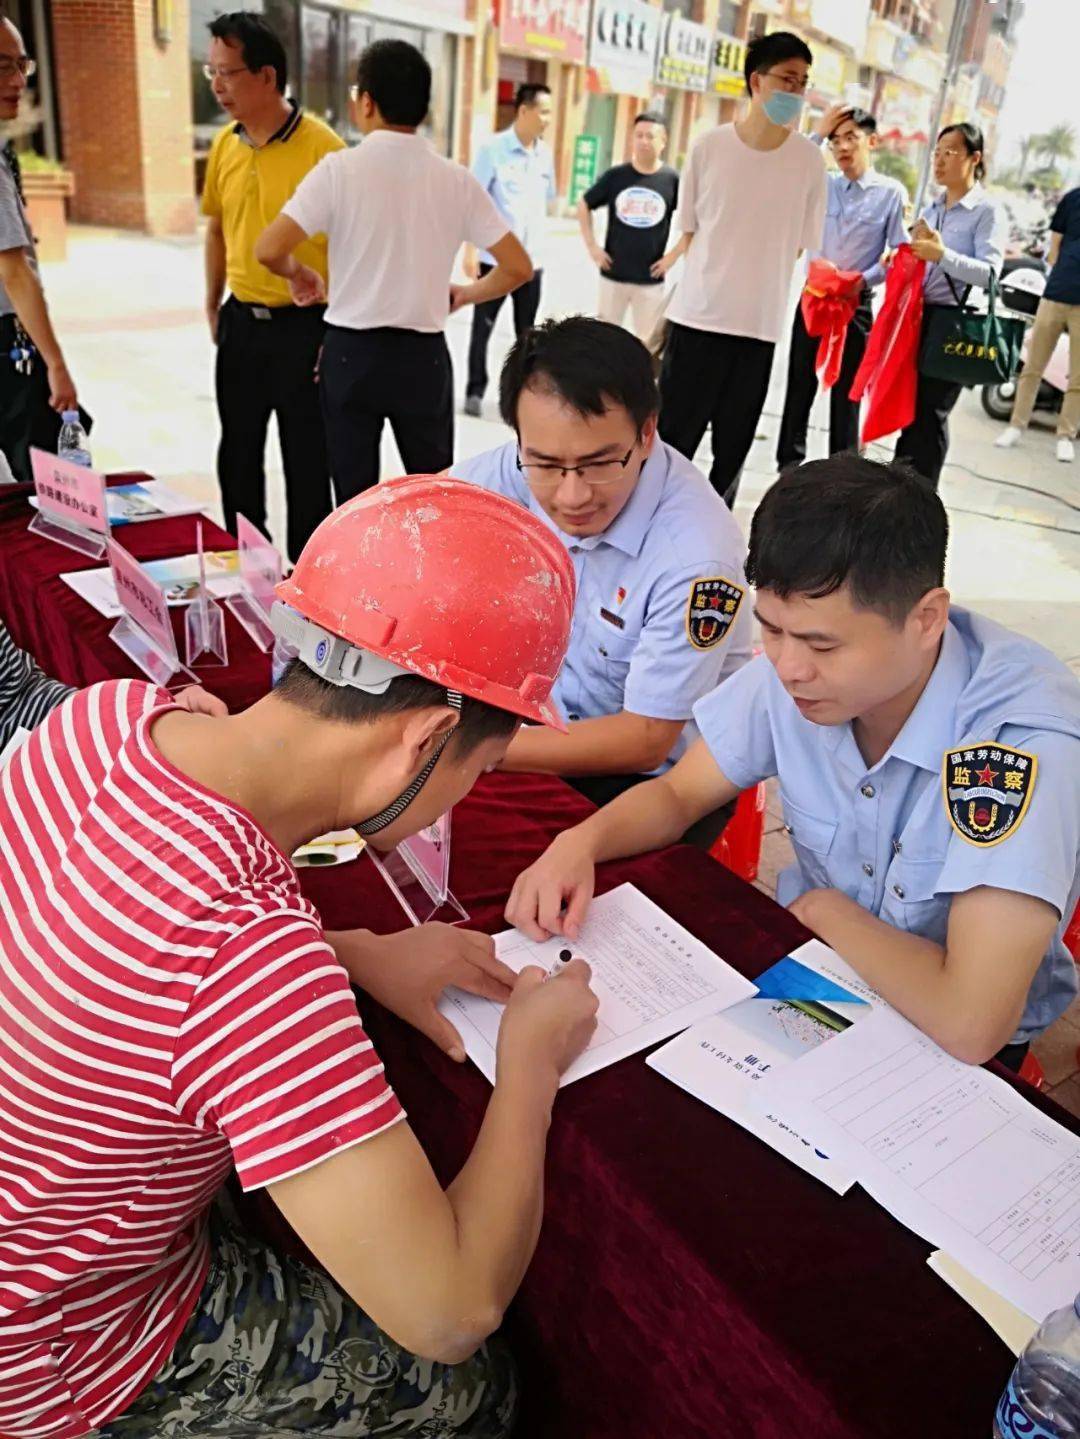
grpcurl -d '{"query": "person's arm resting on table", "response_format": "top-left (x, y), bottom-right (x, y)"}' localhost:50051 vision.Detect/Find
top-left (269, 959), bottom-right (597, 1364)
top-left (500, 710), bottom-right (684, 778)
top-left (505, 737), bottom-right (739, 941)
top-left (788, 886), bottom-right (1058, 1065)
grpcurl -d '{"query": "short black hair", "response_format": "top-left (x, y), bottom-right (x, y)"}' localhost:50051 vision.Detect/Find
top-left (276, 662), bottom-right (519, 754)
top-left (355, 39), bottom-right (431, 128)
top-left (938, 121), bottom-right (986, 182)
top-left (744, 31), bottom-right (812, 96)
top-left (208, 11), bottom-right (287, 92)
top-left (499, 316), bottom-right (659, 435)
top-left (634, 111), bottom-right (667, 129)
top-left (514, 83), bottom-right (551, 110)
top-left (829, 107), bottom-right (876, 139)
top-left (746, 454), bottom-right (949, 625)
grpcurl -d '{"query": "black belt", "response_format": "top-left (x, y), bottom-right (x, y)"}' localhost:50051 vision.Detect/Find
top-left (227, 297), bottom-right (324, 321)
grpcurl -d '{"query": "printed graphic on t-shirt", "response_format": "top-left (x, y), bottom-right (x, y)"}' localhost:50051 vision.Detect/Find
top-left (615, 186), bottom-right (669, 229)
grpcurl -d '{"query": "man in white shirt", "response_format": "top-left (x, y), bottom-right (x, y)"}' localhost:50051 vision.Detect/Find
top-left (658, 31), bottom-right (826, 508)
top-left (256, 40), bottom-right (532, 501)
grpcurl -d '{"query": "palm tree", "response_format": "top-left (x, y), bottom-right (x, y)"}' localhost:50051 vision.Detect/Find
top-left (1036, 123), bottom-right (1077, 171)
top-left (1017, 134), bottom-right (1038, 182)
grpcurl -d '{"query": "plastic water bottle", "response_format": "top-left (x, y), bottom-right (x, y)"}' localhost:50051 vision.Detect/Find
top-left (57, 410), bottom-right (91, 468)
top-left (994, 1296), bottom-right (1080, 1437)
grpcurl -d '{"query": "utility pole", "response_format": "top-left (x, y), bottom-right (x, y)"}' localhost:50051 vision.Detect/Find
top-left (914, 0), bottom-right (973, 213)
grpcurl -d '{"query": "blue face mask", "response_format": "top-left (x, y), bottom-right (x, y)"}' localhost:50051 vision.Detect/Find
top-left (763, 89), bottom-right (804, 127)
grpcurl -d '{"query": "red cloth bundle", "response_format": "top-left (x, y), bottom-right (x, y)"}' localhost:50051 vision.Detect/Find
top-left (799, 258), bottom-right (865, 390)
top-left (849, 243), bottom-right (927, 445)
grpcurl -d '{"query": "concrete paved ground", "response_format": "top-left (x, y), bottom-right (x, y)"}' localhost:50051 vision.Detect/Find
top-left (41, 220), bottom-right (1080, 1109)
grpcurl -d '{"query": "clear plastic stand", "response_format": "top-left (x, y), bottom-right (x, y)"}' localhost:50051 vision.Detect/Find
top-left (227, 590), bottom-right (275, 651)
top-left (28, 449), bottom-right (109, 559)
top-left (367, 810), bottom-right (469, 927)
top-left (184, 520), bottom-right (229, 668)
top-left (110, 613), bottom-right (193, 687)
top-left (27, 510), bottom-right (106, 560)
top-left (107, 537), bottom-right (195, 687)
top-left (226, 515), bottom-right (281, 653)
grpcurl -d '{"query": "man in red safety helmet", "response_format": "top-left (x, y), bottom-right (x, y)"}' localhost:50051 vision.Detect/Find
top-left (0, 477), bottom-right (596, 1439)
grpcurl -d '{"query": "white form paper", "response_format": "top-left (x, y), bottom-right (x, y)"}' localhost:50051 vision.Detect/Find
top-left (755, 1006), bottom-right (1080, 1321)
top-left (439, 882), bottom-right (757, 1087)
top-left (647, 941), bottom-right (872, 1194)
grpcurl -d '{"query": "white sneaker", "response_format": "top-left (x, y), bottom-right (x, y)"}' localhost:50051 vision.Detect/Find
top-left (995, 425), bottom-right (1023, 449)
top-left (1057, 437), bottom-right (1076, 463)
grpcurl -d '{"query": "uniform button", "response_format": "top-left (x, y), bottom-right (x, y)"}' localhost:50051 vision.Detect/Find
top-left (893, 883), bottom-right (906, 899)
top-left (783, 824), bottom-right (793, 836)
top-left (861, 784), bottom-right (875, 799)
top-left (892, 838), bottom-right (903, 855)
top-left (862, 862), bottom-right (874, 878)
top-left (569, 713), bottom-right (580, 721)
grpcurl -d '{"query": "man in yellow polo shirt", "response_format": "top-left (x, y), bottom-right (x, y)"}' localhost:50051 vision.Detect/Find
top-left (202, 11), bottom-right (342, 562)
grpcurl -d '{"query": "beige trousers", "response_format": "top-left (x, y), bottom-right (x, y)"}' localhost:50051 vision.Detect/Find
top-left (1009, 296), bottom-right (1080, 438)
top-left (597, 278), bottom-right (669, 347)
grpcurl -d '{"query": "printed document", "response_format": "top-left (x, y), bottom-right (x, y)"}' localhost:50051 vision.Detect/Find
top-left (756, 1006), bottom-right (1080, 1321)
top-left (439, 882), bottom-right (756, 1087)
top-left (648, 941), bottom-right (880, 1193)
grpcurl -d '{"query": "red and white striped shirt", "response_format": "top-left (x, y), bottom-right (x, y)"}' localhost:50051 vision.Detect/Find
top-left (0, 680), bottom-right (403, 1439)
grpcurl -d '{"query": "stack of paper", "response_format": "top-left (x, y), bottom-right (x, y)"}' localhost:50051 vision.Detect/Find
top-left (753, 1004), bottom-right (1080, 1323)
top-left (439, 882), bottom-right (757, 1087)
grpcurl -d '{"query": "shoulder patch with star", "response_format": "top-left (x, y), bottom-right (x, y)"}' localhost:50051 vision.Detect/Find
top-left (942, 743), bottom-right (1037, 847)
top-left (685, 577), bottom-right (744, 651)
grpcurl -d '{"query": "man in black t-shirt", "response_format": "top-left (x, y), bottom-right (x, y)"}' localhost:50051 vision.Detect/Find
top-left (578, 113), bottom-right (682, 344)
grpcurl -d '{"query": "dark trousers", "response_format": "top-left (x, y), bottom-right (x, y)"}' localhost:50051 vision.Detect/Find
top-left (0, 314), bottom-right (78, 484)
top-left (658, 323), bottom-right (775, 508)
top-left (466, 264), bottom-right (543, 400)
top-left (776, 299), bottom-right (872, 469)
top-left (215, 297), bottom-right (332, 564)
top-left (320, 326), bottom-right (453, 504)
top-left (893, 307), bottom-right (964, 489)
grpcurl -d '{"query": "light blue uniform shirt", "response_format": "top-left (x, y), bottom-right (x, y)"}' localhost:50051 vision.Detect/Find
top-left (452, 439), bottom-right (753, 770)
top-left (473, 128), bottom-right (556, 267)
top-left (919, 183), bottom-right (1006, 307)
top-left (694, 607), bottom-right (1080, 1042)
top-left (815, 169), bottom-right (909, 289)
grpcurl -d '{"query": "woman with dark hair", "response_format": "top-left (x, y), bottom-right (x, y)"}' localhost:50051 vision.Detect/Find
top-left (895, 122), bottom-right (1006, 486)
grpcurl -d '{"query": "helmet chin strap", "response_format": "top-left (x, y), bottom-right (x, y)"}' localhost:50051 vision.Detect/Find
top-left (357, 690), bottom-right (463, 837)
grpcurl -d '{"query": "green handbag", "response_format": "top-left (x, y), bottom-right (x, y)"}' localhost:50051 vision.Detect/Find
top-left (919, 271), bottom-right (1025, 387)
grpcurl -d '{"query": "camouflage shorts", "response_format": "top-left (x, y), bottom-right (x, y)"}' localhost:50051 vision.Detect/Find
top-left (98, 1208), bottom-right (518, 1438)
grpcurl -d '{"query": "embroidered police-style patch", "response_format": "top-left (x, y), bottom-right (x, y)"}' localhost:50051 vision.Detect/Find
top-left (686, 577), bottom-right (744, 650)
top-left (942, 743), bottom-right (1037, 847)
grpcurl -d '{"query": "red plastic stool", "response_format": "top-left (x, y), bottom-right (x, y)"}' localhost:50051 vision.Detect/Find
top-left (1019, 1051), bottom-right (1047, 1092)
top-left (709, 783), bottom-right (767, 884)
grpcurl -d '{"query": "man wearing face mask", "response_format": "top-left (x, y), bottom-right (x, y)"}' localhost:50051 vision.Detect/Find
top-left (658, 31), bottom-right (826, 508)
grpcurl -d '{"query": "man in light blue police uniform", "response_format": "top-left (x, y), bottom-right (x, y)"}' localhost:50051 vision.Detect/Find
top-left (776, 104), bottom-right (909, 468)
top-left (506, 455), bottom-right (1080, 1070)
top-left (464, 84), bottom-right (556, 416)
top-left (451, 316), bottom-right (751, 835)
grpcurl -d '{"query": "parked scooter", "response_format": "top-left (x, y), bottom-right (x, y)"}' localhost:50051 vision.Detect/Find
top-left (981, 260), bottom-right (1067, 425)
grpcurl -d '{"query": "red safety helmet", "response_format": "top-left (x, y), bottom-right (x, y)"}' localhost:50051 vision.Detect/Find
top-left (275, 475), bottom-right (576, 730)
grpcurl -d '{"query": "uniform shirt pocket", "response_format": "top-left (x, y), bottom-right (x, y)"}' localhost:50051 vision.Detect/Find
top-left (779, 791), bottom-right (839, 891)
top-left (879, 852), bottom-right (949, 940)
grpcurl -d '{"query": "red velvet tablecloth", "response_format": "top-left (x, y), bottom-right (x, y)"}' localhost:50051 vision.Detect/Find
top-left (0, 487), bottom-right (1057, 1437)
top-left (0, 482), bottom-right (270, 710)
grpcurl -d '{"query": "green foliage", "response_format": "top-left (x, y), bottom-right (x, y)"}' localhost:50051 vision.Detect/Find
top-left (874, 147), bottom-right (917, 200)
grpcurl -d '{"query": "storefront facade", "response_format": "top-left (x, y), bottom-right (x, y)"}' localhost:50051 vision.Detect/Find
top-left (190, 0), bottom-right (470, 161)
